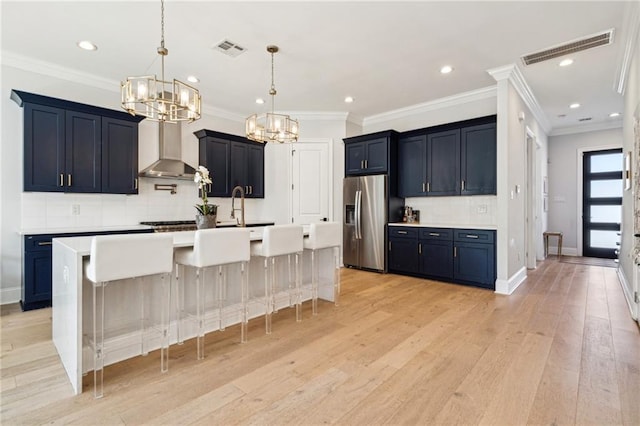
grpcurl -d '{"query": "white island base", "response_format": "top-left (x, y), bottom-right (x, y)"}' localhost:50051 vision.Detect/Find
top-left (52, 228), bottom-right (338, 395)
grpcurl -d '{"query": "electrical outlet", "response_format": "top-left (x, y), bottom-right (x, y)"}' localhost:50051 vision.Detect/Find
top-left (71, 204), bottom-right (80, 215)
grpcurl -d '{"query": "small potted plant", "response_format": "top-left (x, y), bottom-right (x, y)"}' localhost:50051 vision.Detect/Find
top-left (194, 165), bottom-right (218, 229)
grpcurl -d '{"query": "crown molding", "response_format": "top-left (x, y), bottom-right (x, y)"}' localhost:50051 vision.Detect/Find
top-left (615, 1), bottom-right (640, 94)
top-left (1, 49), bottom-right (250, 123)
top-left (362, 86), bottom-right (497, 128)
top-left (487, 63), bottom-right (552, 134)
top-left (1, 50), bottom-right (116, 92)
top-left (548, 119), bottom-right (623, 137)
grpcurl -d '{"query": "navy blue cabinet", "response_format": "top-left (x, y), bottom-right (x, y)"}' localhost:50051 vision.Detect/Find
top-left (197, 133), bottom-right (232, 197)
top-left (388, 227), bottom-right (419, 274)
top-left (398, 134), bottom-right (427, 197)
top-left (22, 228), bottom-right (153, 311)
top-left (195, 129), bottom-right (264, 198)
top-left (397, 116), bottom-right (496, 197)
top-left (461, 123), bottom-right (496, 195)
top-left (419, 228), bottom-right (454, 280)
top-left (427, 129), bottom-right (460, 196)
top-left (344, 131), bottom-right (398, 176)
top-left (12, 90), bottom-right (142, 194)
top-left (453, 229), bottom-right (495, 288)
top-left (231, 141), bottom-right (264, 198)
top-left (101, 117), bottom-right (139, 194)
top-left (388, 225), bottom-right (495, 290)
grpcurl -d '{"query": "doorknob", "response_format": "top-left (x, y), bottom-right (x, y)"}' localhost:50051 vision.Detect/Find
top-left (322, 217), bottom-right (328, 221)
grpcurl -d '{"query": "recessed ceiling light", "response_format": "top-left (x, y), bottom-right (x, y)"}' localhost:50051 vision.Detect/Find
top-left (440, 65), bottom-right (453, 74)
top-left (559, 58), bottom-right (573, 67)
top-left (569, 103), bottom-right (581, 109)
top-left (77, 40), bottom-right (97, 51)
top-left (344, 96), bottom-right (354, 103)
top-left (187, 76), bottom-right (199, 83)
top-left (255, 98), bottom-right (265, 105)
top-left (609, 112), bottom-right (620, 118)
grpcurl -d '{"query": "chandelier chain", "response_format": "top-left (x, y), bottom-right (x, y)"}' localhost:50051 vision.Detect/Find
top-left (160, 0), bottom-right (165, 49)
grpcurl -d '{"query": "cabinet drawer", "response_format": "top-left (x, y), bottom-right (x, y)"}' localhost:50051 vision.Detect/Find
top-left (454, 229), bottom-right (494, 244)
top-left (24, 235), bottom-right (57, 252)
top-left (388, 227), bottom-right (418, 239)
top-left (420, 228), bottom-right (453, 241)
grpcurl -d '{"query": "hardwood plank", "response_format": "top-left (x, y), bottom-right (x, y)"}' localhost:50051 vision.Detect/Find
top-left (0, 257), bottom-right (638, 425)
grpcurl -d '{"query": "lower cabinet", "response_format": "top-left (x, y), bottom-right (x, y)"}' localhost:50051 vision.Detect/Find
top-left (388, 226), bottom-right (495, 289)
top-left (453, 229), bottom-right (495, 288)
top-left (22, 228), bottom-right (153, 311)
top-left (388, 227), bottom-right (420, 274)
top-left (419, 228), bottom-right (454, 280)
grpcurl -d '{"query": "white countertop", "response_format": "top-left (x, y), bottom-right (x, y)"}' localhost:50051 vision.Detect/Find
top-left (20, 224), bottom-right (154, 236)
top-left (53, 225), bottom-right (309, 256)
top-left (388, 222), bottom-right (497, 230)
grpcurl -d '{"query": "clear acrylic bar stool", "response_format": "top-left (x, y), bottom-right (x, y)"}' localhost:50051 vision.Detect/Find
top-left (303, 222), bottom-right (341, 315)
top-left (250, 225), bottom-right (303, 334)
top-left (174, 228), bottom-right (251, 359)
top-left (85, 233), bottom-right (174, 399)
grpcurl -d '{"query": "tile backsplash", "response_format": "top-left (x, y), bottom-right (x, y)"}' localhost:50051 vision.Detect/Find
top-left (405, 195), bottom-right (497, 226)
top-left (21, 178), bottom-right (266, 231)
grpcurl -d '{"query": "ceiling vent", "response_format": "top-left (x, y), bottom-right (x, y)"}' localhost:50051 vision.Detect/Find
top-left (578, 117), bottom-right (592, 122)
top-left (521, 29), bottom-right (614, 65)
top-left (213, 39), bottom-right (247, 57)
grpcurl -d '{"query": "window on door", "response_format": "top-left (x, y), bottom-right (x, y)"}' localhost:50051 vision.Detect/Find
top-left (582, 149), bottom-right (622, 259)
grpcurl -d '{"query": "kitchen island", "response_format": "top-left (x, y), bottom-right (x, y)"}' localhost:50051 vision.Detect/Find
top-left (52, 226), bottom-right (337, 394)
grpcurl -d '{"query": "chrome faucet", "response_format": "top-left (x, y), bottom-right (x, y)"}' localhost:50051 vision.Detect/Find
top-left (230, 185), bottom-right (246, 227)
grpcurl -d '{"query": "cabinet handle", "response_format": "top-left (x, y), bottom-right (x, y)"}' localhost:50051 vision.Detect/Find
top-left (418, 243), bottom-right (422, 254)
top-left (68, 174), bottom-right (72, 186)
top-left (429, 232), bottom-right (440, 236)
top-left (365, 160), bottom-right (368, 169)
top-left (427, 182), bottom-right (430, 192)
top-left (397, 231), bottom-right (407, 234)
top-left (466, 234), bottom-right (479, 239)
top-left (461, 180), bottom-right (465, 191)
top-left (250, 185), bottom-right (253, 195)
top-left (389, 241), bottom-right (392, 251)
top-left (360, 160), bottom-right (364, 169)
top-left (454, 246), bottom-right (457, 257)
top-left (37, 241), bottom-right (53, 246)
top-left (134, 178), bottom-right (138, 190)
top-left (59, 174), bottom-right (64, 187)
top-left (422, 182), bottom-right (425, 192)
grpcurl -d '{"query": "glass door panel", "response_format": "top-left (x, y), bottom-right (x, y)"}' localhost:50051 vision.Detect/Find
top-left (582, 149), bottom-right (622, 259)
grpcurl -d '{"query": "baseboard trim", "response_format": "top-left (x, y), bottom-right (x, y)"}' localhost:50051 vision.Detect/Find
top-left (0, 286), bottom-right (21, 305)
top-left (547, 246), bottom-right (578, 257)
top-left (495, 266), bottom-right (527, 295)
top-left (616, 267), bottom-right (638, 321)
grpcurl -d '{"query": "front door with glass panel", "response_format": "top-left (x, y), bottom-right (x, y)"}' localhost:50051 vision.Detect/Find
top-left (582, 149), bottom-right (622, 259)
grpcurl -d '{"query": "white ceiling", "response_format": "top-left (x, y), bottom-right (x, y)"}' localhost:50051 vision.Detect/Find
top-left (1, 1), bottom-right (636, 133)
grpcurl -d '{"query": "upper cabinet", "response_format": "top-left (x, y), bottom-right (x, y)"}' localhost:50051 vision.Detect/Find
top-left (397, 115), bottom-right (496, 197)
top-left (195, 129), bottom-right (265, 198)
top-left (12, 90), bottom-right (143, 194)
top-left (344, 130), bottom-right (398, 176)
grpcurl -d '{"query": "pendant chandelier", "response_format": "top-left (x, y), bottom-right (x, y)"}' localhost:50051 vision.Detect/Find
top-left (246, 45), bottom-right (299, 143)
top-left (121, 0), bottom-right (201, 123)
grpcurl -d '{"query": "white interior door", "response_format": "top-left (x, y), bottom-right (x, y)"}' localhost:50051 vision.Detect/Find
top-left (291, 141), bottom-right (331, 224)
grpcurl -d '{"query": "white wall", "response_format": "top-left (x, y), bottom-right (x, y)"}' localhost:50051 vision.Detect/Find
top-left (547, 128), bottom-right (623, 255)
top-left (618, 25), bottom-right (639, 319)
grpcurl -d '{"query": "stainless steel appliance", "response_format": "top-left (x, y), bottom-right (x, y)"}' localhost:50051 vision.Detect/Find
top-left (343, 175), bottom-right (388, 272)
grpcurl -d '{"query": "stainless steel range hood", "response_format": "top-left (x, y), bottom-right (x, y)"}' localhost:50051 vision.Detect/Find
top-left (139, 122), bottom-right (196, 180)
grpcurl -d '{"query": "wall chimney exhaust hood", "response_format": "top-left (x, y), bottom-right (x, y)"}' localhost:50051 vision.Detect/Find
top-left (139, 122), bottom-right (196, 180)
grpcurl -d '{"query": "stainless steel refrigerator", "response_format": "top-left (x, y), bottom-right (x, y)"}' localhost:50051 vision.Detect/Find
top-left (343, 175), bottom-right (388, 272)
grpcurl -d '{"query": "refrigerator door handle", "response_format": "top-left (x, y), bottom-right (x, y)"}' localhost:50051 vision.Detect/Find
top-left (355, 190), bottom-right (362, 239)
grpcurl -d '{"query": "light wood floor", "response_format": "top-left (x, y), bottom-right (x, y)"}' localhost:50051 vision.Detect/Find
top-left (1, 258), bottom-right (639, 425)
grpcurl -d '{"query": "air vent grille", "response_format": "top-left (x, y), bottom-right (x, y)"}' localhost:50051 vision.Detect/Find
top-left (521, 29), bottom-right (614, 65)
top-left (213, 39), bottom-right (247, 57)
